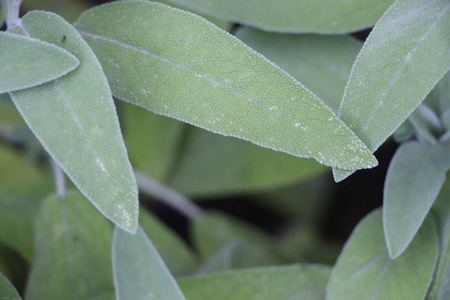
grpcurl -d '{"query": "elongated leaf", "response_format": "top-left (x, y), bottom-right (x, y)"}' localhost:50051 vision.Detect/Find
top-left (9, 11), bottom-right (138, 233)
top-left (179, 264), bottom-right (331, 300)
top-left (74, 1), bottom-right (377, 171)
top-left (0, 32), bottom-right (79, 93)
top-left (235, 28), bottom-right (362, 112)
top-left (334, 0), bottom-right (450, 181)
top-left (0, 5), bottom-right (4, 27)
top-left (326, 209), bottom-right (438, 300)
top-left (163, 0), bottom-right (393, 34)
top-left (384, 142), bottom-right (450, 258)
top-left (112, 226), bottom-right (186, 300)
top-left (25, 191), bottom-right (114, 300)
top-left (438, 71), bottom-right (450, 113)
top-left (0, 272), bottom-right (21, 300)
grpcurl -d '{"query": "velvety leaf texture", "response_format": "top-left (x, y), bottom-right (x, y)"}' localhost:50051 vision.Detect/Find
top-left (0, 272), bottom-right (21, 300)
top-left (0, 32), bottom-right (79, 93)
top-left (163, 0), bottom-right (393, 34)
top-left (112, 227), bottom-right (186, 300)
top-left (327, 209), bottom-right (438, 300)
top-left (9, 11), bottom-right (139, 233)
top-left (334, 0), bottom-right (450, 181)
top-left (74, 0), bottom-right (377, 171)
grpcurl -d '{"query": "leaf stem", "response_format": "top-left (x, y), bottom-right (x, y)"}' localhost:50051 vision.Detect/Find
top-left (51, 158), bottom-right (66, 198)
top-left (1, 0), bottom-right (22, 29)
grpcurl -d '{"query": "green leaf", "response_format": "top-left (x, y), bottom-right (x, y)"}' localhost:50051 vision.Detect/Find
top-left (9, 11), bottom-right (139, 233)
top-left (0, 272), bottom-right (21, 300)
top-left (235, 28), bottom-right (362, 112)
top-left (74, 0), bottom-right (377, 171)
top-left (179, 264), bottom-right (331, 300)
top-left (25, 191), bottom-right (114, 300)
top-left (112, 226), bottom-right (186, 300)
top-left (334, 0), bottom-right (450, 181)
top-left (162, 0), bottom-right (393, 34)
top-left (326, 209), bottom-right (438, 300)
top-left (436, 71), bottom-right (450, 114)
top-left (140, 209), bottom-right (199, 277)
top-left (0, 32), bottom-right (79, 93)
top-left (384, 142), bottom-right (450, 258)
top-left (408, 105), bottom-right (443, 144)
top-left (0, 4), bottom-right (4, 27)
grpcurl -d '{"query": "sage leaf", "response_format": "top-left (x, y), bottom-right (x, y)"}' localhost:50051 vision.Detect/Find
top-left (162, 0), bottom-right (393, 34)
top-left (334, 0), bottom-right (450, 181)
top-left (0, 32), bottom-right (79, 93)
top-left (74, 0), bottom-right (377, 171)
top-left (0, 4), bottom-right (4, 27)
top-left (384, 142), bottom-right (450, 258)
top-left (179, 264), bottom-right (331, 300)
top-left (326, 209), bottom-right (438, 300)
top-left (9, 11), bottom-right (139, 233)
top-left (25, 191), bottom-right (114, 300)
top-left (0, 272), bottom-right (21, 300)
top-left (112, 226), bottom-right (186, 300)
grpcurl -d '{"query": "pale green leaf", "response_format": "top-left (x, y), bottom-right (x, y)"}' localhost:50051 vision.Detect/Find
top-left (437, 71), bottom-right (450, 113)
top-left (0, 4), bottom-right (4, 27)
top-left (25, 191), bottom-right (114, 300)
top-left (9, 11), bottom-right (139, 233)
top-left (0, 32), bottom-right (79, 93)
top-left (74, 0), bottom-right (377, 171)
top-left (140, 209), bottom-right (199, 277)
top-left (179, 264), bottom-right (331, 300)
top-left (326, 209), bottom-right (438, 300)
top-left (334, 0), bottom-right (450, 181)
top-left (408, 105), bottom-right (443, 144)
top-left (163, 0), bottom-right (393, 34)
top-left (112, 226), bottom-right (186, 300)
top-left (384, 142), bottom-right (450, 258)
top-left (0, 272), bottom-right (21, 300)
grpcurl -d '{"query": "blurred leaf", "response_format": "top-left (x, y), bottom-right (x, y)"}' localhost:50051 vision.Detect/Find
top-left (326, 209), bottom-right (438, 300)
top-left (75, 1), bottom-right (377, 171)
top-left (393, 119), bottom-right (415, 143)
top-left (179, 264), bottom-right (331, 300)
top-left (0, 32), bottom-right (79, 93)
top-left (408, 105), bottom-right (443, 144)
top-left (0, 244), bottom-right (29, 295)
top-left (334, 0), bottom-right (450, 181)
top-left (0, 93), bottom-right (25, 129)
top-left (21, 0), bottom-right (90, 23)
top-left (140, 209), bottom-right (199, 277)
top-left (0, 143), bottom-right (43, 186)
top-left (384, 142), bottom-right (450, 258)
top-left (25, 191), bottom-right (114, 300)
top-left (163, 0), bottom-right (393, 33)
top-left (9, 11), bottom-right (139, 233)
top-left (0, 4), bottom-right (4, 26)
top-left (0, 272), bottom-right (21, 300)
top-left (235, 27), bottom-right (362, 112)
top-left (112, 226), bottom-right (186, 300)
top-left (437, 71), bottom-right (450, 113)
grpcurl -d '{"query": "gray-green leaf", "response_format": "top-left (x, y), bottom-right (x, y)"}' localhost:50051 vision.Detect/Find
top-left (74, 0), bottom-right (377, 171)
top-left (179, 264), bottom-right (331, 300)
top-left (25, 191), bottom-right (114, 300)
top-left (334, 0), bottom-right (450, 181)
top-left (162, 0), bottom-right (393, 34)
top-left (0, 31), bottom-right (79, 93)
top-left (9, 11), bottom-right (138, 233)
top-left (112, 226), bottom-right (186, 300)
top-left (0, 272), bottom-right (21, 300)
top-left (384, 142), bottom-right (450, 259)
top-left (326, 209), bottom-right (438, 300)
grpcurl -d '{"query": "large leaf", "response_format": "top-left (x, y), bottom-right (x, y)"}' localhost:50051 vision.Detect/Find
top-left (9, 11), bottom-right (138, 233)
top-left (384, 142), bottom-right (450, 258)
top-left (74, 0), bottom-right (377, 171)
top-left (0, 32), bottom-right (79, 93)
top-left (179, 264), bottom-right (331, 300)
top-left (334, 0), bottom-right (450, 181)
top-left (163, 0), bottom-right (393, 34)
top-left (25, 191), bottom-right (114, 300)
top-left (0, 272), bottom-right (21, 300)
top-left (235, 28), bottom-right (362, 112)
top-left (326, 209), bottom-right (438, 300)
top-left (112, 226), bottom-right (186, 300)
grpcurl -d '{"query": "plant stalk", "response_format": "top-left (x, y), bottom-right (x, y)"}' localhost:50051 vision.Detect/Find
top-left (51, 158), bottom-right (66, 198)
top-left (1, 0), bottom-right (22, 29)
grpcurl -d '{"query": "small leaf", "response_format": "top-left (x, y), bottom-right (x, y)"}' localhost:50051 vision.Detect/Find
top-left (162, 0), bottom-right (393, 34)
top-left (25, 191), bottom-right (114, 300)
top-left (0, 32), bottom-right (79, 93)
top-left (0, 272), bottom-right (21, 300)
top-left (334, 0), bottom-right (450, 181)
top-left (408, 105), bottom-right (443, 144)
top-left (179, 264), bottom-right (331, 300)
top-left (74, 0), bottom-right (377, 170)
top-left (9, 11), bottom-right (138, 233)
top-left (112, 226), bottom-right (186, 300)
top-left (326, 209), bottom-right (438, 300)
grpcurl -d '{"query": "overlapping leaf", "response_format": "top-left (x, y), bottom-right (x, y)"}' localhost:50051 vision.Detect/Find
top-left (0, 272), bottom-right (21, 300)
top-left (9, 11), bottom-right (138, 232)
top-left (74, 0), bottom-right (377, 171)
